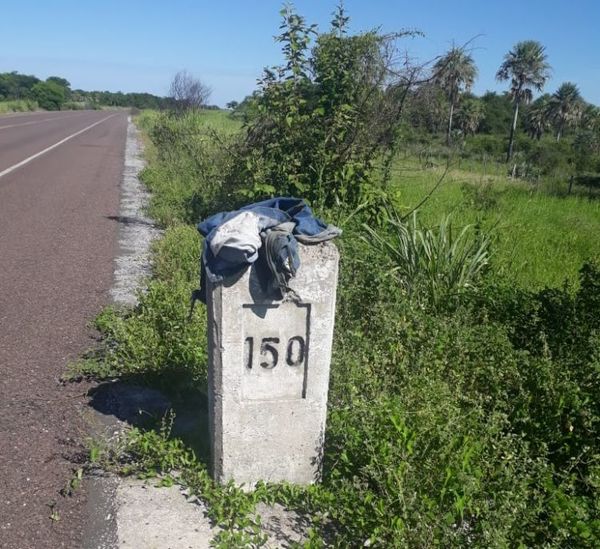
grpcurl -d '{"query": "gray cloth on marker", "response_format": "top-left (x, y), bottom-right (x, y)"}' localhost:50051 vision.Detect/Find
top-left (196, 197), bottom-right (341, 301)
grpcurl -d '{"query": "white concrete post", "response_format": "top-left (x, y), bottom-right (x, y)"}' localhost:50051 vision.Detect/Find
top-left (206, 241), bottom-right (339, 487)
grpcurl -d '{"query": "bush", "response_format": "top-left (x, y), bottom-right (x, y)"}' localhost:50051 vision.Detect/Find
top-left (236, 5), bottom-right (420, 209)
top-left (324, 228), bottom-right (600, 546)
top-left (524, 138), bottom-right (574, 176)
top-left (463, 134), bottom-right (506, 160)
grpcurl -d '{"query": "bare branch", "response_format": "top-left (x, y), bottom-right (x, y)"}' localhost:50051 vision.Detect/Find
top-left (169, 70), bottom-right (212, 113)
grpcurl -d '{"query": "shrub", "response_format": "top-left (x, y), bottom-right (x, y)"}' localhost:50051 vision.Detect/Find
top-left (236, 5), bottom-right (421, 209)
top-left (524, 138), bottom-right (574, 176)
top-left (463, 133), bottom-right (506, 160)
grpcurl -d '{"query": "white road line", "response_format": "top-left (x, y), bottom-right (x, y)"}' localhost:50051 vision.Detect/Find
top-left (0, 113), bottom-right (85, 131)
top-left (0, 114), bottom-right (117, 180)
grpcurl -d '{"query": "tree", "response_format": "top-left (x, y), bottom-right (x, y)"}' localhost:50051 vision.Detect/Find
top-left (454, 96), bottom-right (484, 136)
top-left (169, 70), bottom-right (211, 112)
top-left (0, 71), bottom-right (40, 100)
top-left (31, 81), bottom-right (66, 110)
top-left (46, 76), bottom-right (71, 100)
top-left (46, 76), bottom-right (70, 90)
top-left (478, 91), bottom-right (513, 134)
top-left (548, 82), bottom-right (583, 141)
top-left (524, 94), bottom-right (551, 140)
top-left (496, 40), bottom-right (551, 161)
top-left (581, 103), bottom-right (600, 132)
top-left (433, 47), bottom-right (478, 145)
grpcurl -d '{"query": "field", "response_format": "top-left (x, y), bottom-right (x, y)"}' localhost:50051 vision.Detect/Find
top-left (389, 159), bottom-right (600, 288)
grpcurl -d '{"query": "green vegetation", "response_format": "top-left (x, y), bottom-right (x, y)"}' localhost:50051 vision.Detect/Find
top-left (31, 80), bottom-right (66, 110)
top-left (0, 70), bottom-right (168, 111)
top-left (388, 162), bottom-right (600, 288)
top-left (363, 211), bottom-right (491, 308)
top-left (78, 3), bottom-right (600, 547)
top-left (433, 47), bottom-right (478, 145)
top-left (0, 99), bottom-right (38, 113)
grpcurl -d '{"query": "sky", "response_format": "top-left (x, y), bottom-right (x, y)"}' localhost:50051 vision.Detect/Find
top-left (1, 1), bottom-right (599, 107)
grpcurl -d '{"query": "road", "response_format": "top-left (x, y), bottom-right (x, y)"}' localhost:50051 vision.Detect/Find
top-left (0, 110), bottom-right (128, 548)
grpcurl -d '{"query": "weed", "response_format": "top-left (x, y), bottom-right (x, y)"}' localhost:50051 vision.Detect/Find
top-left (59, 468), bottom-right (83, 498)
top-left (47, 501), bottom-right (60, 522)
top-left (363, 209), bottom-right (490, 308)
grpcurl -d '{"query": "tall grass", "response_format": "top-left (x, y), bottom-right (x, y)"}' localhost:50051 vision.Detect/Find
top-left (137, 108), bottom-right (241, 135)
top-left (0, 99), bottom-right (38, 113)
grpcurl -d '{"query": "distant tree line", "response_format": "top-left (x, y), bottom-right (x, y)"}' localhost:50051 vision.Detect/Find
top-left (406, 40), bottom-right (600, 163)
top-left (0, 71), bottom-right (170, 110)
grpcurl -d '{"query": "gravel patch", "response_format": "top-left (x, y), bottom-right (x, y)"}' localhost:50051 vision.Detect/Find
top-left (109, 115), bottom-right (161, 306)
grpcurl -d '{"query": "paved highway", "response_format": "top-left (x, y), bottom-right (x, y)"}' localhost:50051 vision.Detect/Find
top-left (0, 110), bottom-right (128, 548)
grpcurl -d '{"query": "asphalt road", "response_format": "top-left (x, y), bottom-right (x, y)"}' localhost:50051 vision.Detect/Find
top-left (0, 110), bottom-right (128, 548)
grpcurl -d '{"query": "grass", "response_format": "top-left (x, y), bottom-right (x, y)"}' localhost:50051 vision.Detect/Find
top-left (387, 159), bottom-right (600, 288)
top-left (0, 99), bottom-right (38, 113)
top-left (137, 108), bottom-right (242, 135)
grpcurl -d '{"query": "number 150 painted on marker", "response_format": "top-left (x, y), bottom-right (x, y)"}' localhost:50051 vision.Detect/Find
top-left (244, 336), bottom-right (306, 370)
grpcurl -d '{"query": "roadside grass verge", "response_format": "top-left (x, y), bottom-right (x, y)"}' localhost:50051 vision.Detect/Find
top-left (0, 99), bottom-right (38, 113)
top-left (73, 108), bottom-right (600, 547)
top-left (70, 224), bottom-right (207, 389)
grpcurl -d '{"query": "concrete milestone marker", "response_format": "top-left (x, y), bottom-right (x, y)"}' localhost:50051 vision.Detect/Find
top-left (207, 241), bottom-right (339, 487)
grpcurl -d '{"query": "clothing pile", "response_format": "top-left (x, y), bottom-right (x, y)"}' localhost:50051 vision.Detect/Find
top-left (196, 197), bottom-right (341, 302)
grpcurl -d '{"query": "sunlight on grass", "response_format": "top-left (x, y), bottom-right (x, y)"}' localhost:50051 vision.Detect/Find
top-left (390, 161), bottom-right (600, 288)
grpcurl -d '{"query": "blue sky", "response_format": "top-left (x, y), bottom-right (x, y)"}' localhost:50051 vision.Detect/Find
top-left (1, 1), bottom-right (599, 107)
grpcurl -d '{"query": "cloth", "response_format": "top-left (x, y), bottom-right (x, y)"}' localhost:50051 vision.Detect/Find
top-left (263, 221), bottom-right (300, 296)
top-left (196, 197), bottom-right (340, 302)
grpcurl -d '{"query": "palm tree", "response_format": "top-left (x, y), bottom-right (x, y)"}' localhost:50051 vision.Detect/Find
top-left (524, 94), bottom-right (551, 140)
top-left (455, 97), bottom-right (484, 136)
top-left (433, 47), bottom-right (478, 145)
top-left (581, 103), bottom-right (600, 132)
top-left (548, 82), bottom-right (583, 141)
top-left (496, 40), bottom-right (551, 161)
